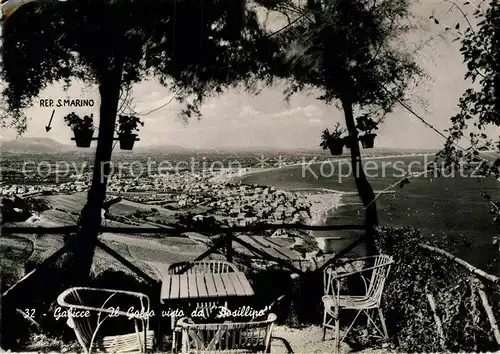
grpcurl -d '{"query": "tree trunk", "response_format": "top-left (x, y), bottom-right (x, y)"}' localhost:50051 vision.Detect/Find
top-left (341, 96), bottom-right (379, 255)
top-left (70, 55), bottom-right (124, 283)
top-left (494, 18), bottom-right (500, 126)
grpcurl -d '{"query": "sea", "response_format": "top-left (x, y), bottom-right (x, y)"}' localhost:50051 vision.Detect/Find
top-left (240, 154), bottom-right (500, 274)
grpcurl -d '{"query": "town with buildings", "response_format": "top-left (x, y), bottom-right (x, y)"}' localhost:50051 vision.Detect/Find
top-left (1, 168), bottom-right (314, 228)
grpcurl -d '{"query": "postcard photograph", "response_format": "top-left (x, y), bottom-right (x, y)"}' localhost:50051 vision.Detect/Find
top-left (0, 0), bottom-right (499, 353)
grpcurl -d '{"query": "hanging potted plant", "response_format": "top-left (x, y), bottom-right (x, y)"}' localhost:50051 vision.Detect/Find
top-left (319, 123), bottom-right (346, 156)
top-left (117, 115), bottom-right (144, 150)
top-left (64, 112), bottom-right (95, 148)
top-left (356, 114), bottom-right (378, 149)
top-left (343, 135), bottom-right (354, 149)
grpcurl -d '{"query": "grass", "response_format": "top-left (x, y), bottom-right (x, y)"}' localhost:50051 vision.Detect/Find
top-left (41, 209), bottom-right (79, 225)
top-left (0, 236), bottom-right (34, 288)
top-left (29, 234), bottom-right (65, 266)
top-left (41, 193), bottom-right (88, 214)
top-left (92, 247), bottom-right (157, 280)
top-left (39, 194), bottom-right (178, 222)
top-left (120, 237), bottom-right (208, 264)
top-left (0, 232), bottom-right (159, 287)
top-left (108, 199), bottom-right (177, 218)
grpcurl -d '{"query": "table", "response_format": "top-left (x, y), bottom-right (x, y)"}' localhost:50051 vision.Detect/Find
top-left (158, 272), bottom-right (255, 351)
top-left (161, 272), bottom-right (254, 303)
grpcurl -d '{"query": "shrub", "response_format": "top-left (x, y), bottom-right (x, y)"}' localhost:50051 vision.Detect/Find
top-left (376, 226), bottom-right (499, 352)
top-left (1, 199), bottom-right (31, 222)
top-left (292, 232), bottom-right (319, 256)
top-left (26, 197), bottom-right (50, 213)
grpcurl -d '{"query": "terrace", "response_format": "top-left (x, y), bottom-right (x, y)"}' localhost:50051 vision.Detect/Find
top-left (2, 220), bottom-right (500, 353)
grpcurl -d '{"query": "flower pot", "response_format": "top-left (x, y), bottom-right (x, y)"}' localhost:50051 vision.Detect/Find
top-left (119, 133), bottom-right (138, 150)
top-left (360, 134), bottom-right (376, 149)
top-left (327, 138), bottom-right (344, 155)
top-left (73, 128), bottom-right (94, 148)
top-left (343, 136), bottom-right (354, 149)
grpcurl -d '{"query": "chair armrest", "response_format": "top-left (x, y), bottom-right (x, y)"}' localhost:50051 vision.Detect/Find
top-left (57, 287), bottom-right (151, 320)
top-left (59, 287), bottom-right (150, 302)
top-left (326, 261), bottom-right (392, 280)
top-left (327, 269), bottom-right (359, 280)
top-left (322, 295), bottom-right (336, 309)
top-left (266, 313), bottom-right (277, 322)
top-left (250, 313), bottom-right (277, 324)
top-left (176, 317), bottom-right (195, 327)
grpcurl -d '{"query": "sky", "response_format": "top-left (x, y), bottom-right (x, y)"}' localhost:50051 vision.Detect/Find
top-left (1, 0), bottom-right (498, 150)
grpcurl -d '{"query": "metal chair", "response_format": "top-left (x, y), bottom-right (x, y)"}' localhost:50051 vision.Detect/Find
top-left (322, 255), bottom-right (393, 352)
top-left (177, 313), bottom-right (277, 353)
top-left (57, 287), bottom-right (154, 353)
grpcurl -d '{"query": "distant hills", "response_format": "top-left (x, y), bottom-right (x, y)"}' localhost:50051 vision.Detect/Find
top-left (0, 137), bottom-right (439, 154)
top-left (0, 137), bottom-right (190, 154)
top-left (0, 137), bottom-right (75, 153)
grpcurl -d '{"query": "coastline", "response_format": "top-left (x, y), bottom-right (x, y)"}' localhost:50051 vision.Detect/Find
top-left (213, 152), bottom-right (439, 187)
top-left (305, 192), bottom-right (344, 226)
top-left (236, 152), bottom-right (436, 178)
top-left (210, 152), bottom-right (436, 184)
top-left (303, 191), bottom-right (344, 253)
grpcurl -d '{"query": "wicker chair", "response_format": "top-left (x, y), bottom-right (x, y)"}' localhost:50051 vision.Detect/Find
top-left (57, 287), bottom-right (154, 353)
top-left (168, 260), bottom-right (240, 352)
top-left (322, 255), bottom-right (394, 352)
top-left (177, 313), bottom-right (277, 353)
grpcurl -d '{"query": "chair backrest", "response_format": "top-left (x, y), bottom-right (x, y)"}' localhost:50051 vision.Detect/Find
top-left (323, 255), bottom-right (393, 305)
top-left (323, 258), bottom-right (367, 294)
top-left (59, 288), bottom-right (94, 351)
top-left (168, 260), bottom-right (239, 275)
top-left (366, 254), bottom-right (393, 304)
top-left (57, 287), bottom-right (151, 354)
top-left (178, 313), bottom-right (277, 353)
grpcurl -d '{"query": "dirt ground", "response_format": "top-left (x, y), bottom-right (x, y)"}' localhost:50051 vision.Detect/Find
top-left (15, 324), bottom-right (391, 353)
top-left (271, 325), bottom-right (390, 354)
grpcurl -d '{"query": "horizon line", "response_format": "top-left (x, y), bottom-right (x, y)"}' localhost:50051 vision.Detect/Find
top-left (1, 136), bottom-right (442, 152)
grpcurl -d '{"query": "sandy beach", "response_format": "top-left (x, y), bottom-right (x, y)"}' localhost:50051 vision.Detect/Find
top-left (212, 153), bottom-right (436, 184)
top-left (302, 192), bottom-right (344, 252)
top-left (305, 192), bottom-right (344, 226)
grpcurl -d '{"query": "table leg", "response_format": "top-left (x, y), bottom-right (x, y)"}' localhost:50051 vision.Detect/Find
top-left (155, 283), bottom-right (163, 352)
top-left (171, 315), bottom-right (177, 353)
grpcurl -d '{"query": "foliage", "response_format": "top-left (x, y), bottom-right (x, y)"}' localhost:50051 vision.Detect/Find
top-left (292, 232), bottom-right (320, 256)
top-left (260, 0), bottom-right (424, 241)
top-left (0, 0), bottom-right (276, 131)
top-left (63, 112), bottom-right (94, 131)
top-left (117, 115), bottom-right (143, 134)
top-left (0, 196), bottom-right (50, 223)
top-left (355, 114), bottom-right (378, 134)
top-left (435, 0), bottom-right (500, 244)
top-left (319, 122), bottom-right (345, 149)
top-left (131, 208), bottom-right (159, 220)
top-left (1, 197), bottom-right (31, 223)
top-left (443, 1), bottom-right (500, 141)
top-left (267, 0), bottom-right (423, 114)
top-left (25, 197), bottom-right (50, 214)
top-left (375, 226), bottom-right (500, 352)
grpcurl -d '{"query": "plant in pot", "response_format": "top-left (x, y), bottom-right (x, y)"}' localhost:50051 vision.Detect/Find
top-left (343, 135), bottom-right (354, 149)
top-left (117, 115), bottom-right (144, 150)
top-left (319, 123), bottom-right (346, 155)
top-left (356, 114), bottom-right (378, 149)
top-left (64, 112), bottom-right (95, 148)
